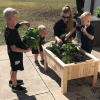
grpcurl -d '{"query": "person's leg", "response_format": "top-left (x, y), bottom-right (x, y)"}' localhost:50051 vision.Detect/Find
top-left (11, 70), bottom-right (17, 86)
top-left (40, 51), bottom-right (44, 60)
top-left (34, 54), bottom-right (39, 65)
top-left (40, 51), bottom-right (44, 65)
top-left (35, 54), bottom-right (38, 61)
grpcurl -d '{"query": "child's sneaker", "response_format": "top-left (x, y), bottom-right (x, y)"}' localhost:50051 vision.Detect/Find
top-left (12, 85), bottom-right (26, 92)
top-left (40, 59), bottom-right (44, 65)
top-left (34, 60), bottom-right (39, 66)
top-left (9, 80), bottom-right (24, 86)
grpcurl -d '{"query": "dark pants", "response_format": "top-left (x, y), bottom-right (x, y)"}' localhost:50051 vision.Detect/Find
top-left (76, 0), bottom-right (84, 13)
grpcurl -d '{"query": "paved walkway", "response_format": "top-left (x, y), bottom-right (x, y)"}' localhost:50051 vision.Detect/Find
top-left (0, 42), bottom-right (100, 100)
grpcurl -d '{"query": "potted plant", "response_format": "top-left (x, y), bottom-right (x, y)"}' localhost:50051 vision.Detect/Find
top-left (21, 28), bottom-right (40, 50)
top-left (94, 6), bottom-right (100, 18)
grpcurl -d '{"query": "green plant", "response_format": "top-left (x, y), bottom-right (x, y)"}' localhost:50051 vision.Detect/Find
top-left (62, 42), bottom-right (77, 55)
top-left (60, 33), bottom-right (67, 41)
top-left (62, 56), bottom-right (71, 64)
top-left (94, 6), bottom-right (100, 17)
top-left (51, 42), bottom-right (60, 56)
top-left (22, 28), bottom-right (40, 50)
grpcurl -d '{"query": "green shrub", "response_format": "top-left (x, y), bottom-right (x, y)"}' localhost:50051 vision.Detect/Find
top-left (22, 28), bottom-right (40, 50)
top-left (62, 56), bottom-right (71, 64)
top-left (51, 42), bottom-right (60, 56)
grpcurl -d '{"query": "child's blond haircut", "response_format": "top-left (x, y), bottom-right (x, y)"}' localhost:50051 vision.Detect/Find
top-left (3, 7), bottom-right (19, 21)
top-left (80, 11), bottom-right (92, 21)
top-left (38, 25), bottom-right (46, 32)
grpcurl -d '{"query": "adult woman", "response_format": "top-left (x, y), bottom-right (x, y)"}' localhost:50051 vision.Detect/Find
top-left (53, 5), bottom-right (76, 44)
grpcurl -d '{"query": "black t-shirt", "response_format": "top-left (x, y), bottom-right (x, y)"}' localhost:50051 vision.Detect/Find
top-left (39, 35), bottom-right (45, 45)
top-left (76, 24), bottom-right (94, 52)
top-left (4, 23), bottom-right (22, 56)
top-left (53, 19), bottom-right (76, 42)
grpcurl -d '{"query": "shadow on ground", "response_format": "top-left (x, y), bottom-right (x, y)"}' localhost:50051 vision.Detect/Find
top-left (93, 46), bottom-right (100, 52)
top-left (36, 63), bottom-right (100, 100)
top-left (13, 91), bottom-right (37, 100)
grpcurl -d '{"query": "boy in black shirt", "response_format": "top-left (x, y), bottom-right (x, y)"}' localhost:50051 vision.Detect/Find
top-left (65, 11), bottom-right (94, 53)
top-left (3, 7), bottom-right (31, 92)
top-left (32, 25), bottom-right (47, 66)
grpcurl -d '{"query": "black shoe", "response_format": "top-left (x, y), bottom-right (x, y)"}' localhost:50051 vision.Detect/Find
top-left (9, 80), bottom-right (24, 86)
top-left (34, 60), bottom-right (39, 66)
top-left (12, 85), bottom-right (26, 92)
top-left (40, 59), bottom-right (44, 65)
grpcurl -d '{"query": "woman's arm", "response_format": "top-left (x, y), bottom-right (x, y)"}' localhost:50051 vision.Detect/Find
top-left (53, 20), bottom-right (63, 44)
top-left (65, 27), bottom-right (76, 39)
top-left (55, 36), bottom-right (63, 44)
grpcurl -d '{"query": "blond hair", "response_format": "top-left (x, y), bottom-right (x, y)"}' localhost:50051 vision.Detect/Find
top-left (80, 11), bottom-right (92, 21)
top-left (38, 25), bottom-right (46, 32)
top-left (3, 7), bottom-right (19, 20)
top-left (61, 5), bottom-right (73, 33)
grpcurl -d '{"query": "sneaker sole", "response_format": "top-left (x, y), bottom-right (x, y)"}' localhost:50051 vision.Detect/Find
top-left (9, 82), bottom-right (24, 86)
top-left (12, 89), bottom-right (26, 92)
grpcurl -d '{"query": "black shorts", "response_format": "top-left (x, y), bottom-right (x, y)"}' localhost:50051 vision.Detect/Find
top-left (8, 53), bottom-right (24, 71)
top-left (32, 45), bottom-right (43, 54)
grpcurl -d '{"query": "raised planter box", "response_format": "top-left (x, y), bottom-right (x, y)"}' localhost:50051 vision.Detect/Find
top-left (43, 46), bottom-right (99, 94)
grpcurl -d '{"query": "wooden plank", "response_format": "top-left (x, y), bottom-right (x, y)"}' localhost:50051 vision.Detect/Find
top-left (61, 68), bottom-right (67, 94)
top-left (44, 50), bottom-right (48, 72)
top-left (47, 56), bottom-right (63, 78)
top-left (93, 61), bottom-right (99, 87)
top-left (44, 47), bottom-right (66, 67)
top-left (65, 62), bottom-right (95, 80)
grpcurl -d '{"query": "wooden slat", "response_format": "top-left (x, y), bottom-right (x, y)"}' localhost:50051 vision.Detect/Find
top-left (93, 61), bottom-right (99, 87)
top-left (46, 56), bottom-right (63, 78)
top-left (44, 50), bottom-right (48, 72)
top-left (61, 68), bottom-right (67, 94)
top-left (65, 62), bottom-right (95, 80)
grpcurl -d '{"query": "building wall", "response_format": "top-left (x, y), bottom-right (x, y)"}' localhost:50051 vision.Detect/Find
top-left (84, 0), bottom-right (91, 12)
top-left (93, 0), bottom-right (100, 15)
top-left (84, 0), bottom-right (100, 15)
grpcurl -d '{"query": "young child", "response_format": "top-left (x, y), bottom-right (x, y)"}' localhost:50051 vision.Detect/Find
top-left (65, 11), bottom-right (94, 53)
top-left (3, 7), bottom-right (32, 92)
top-left (32, 25), bottom-right (47, 66)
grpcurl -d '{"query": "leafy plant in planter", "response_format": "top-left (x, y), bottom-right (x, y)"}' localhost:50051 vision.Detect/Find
top-left (21, 28), bottom-right (40, 50)
top-left (51, 42), bottom-right (61, 56)
top-left (94, 6), bottom-right (100, 18)
top-left (60, 33), bottom-right (67, 40)
top-left (62, 42), bottom-right (77, 55)
top-left (62, 56), bottom-right (71, 64)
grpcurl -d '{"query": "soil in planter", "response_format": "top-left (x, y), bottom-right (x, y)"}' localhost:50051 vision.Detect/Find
top-left (58, 51), bottom-right (90, 63)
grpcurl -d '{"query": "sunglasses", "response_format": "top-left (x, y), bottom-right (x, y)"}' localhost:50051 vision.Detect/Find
top-left (62, 16), bottom-right (70, 19)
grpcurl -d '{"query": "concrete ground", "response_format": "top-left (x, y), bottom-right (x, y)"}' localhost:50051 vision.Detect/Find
top-left (0, 41), bottom-right (100, 100)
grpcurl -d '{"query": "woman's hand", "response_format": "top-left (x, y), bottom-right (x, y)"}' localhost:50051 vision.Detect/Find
top-left (65, 33), bottom-right (70, 40)
top-left (66, 39), bottom-right (72, 43)
top-left (57, 38), bottom-right (63, 44)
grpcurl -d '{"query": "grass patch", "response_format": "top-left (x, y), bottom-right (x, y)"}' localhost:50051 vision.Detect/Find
top-left (0, 0), bottom-right (76, 45)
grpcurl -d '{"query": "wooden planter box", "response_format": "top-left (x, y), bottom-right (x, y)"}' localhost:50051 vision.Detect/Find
top-left (43, 46), bottom-right (99, 94)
